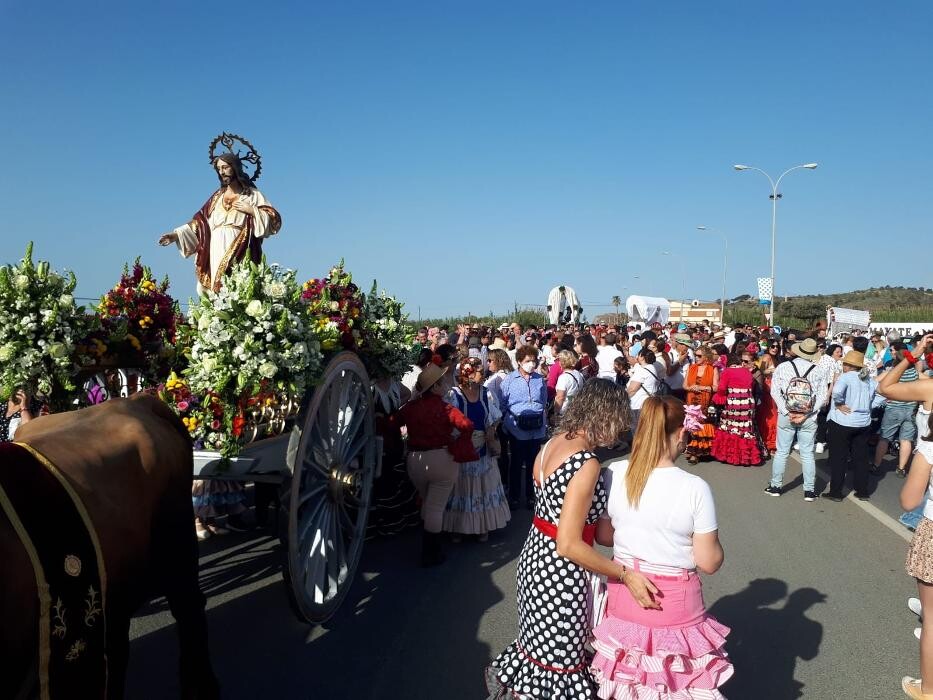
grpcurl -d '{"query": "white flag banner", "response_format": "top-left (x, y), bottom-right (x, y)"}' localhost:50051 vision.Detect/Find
top-left (757, 277), bottom-right (773, 305)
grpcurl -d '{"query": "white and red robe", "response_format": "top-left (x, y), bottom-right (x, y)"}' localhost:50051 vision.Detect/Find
top-left (172, 188), bottom-right (281, 294)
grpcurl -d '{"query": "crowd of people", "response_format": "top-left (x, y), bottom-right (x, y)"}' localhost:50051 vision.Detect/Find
top-left (393, 317), bottom-right (933, 699)
top-left (4, 310), bottom-right (932, 699)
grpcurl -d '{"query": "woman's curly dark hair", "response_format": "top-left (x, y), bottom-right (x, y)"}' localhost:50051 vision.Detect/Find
top-left (555, 378), bottom-right (632, 448)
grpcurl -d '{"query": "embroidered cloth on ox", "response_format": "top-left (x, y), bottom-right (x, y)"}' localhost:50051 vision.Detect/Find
top-left (0, 442), bottom-right (107, 699)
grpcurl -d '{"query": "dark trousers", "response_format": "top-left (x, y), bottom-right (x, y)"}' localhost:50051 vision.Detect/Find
top-left (496, 424), bottom-right (510, 489)
top-left (507, 435), bottom-right (542, 506)
top-left (816, 405), bottom-right (831, 444)
top-left (827, 420), bottom-right (871, 496)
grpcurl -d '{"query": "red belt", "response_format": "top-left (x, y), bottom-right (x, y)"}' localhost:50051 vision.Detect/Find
top-left (532, 515), bottom-right (596, 546)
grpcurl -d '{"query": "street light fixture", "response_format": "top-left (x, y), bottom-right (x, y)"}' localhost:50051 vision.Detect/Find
top-left (733, 162), bottom-right (818, 324)
top-left (697, 226), bottom-right (728, 326)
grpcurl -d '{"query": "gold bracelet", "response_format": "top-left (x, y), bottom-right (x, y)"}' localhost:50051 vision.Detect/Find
top-left (619, 567), bottom-right (627, 583)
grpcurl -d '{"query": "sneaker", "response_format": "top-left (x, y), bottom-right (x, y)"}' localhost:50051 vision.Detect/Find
top-left (909, 597), bottom-right (923, 617)
top-left (763, 485), bottom-right (782, 497)
top-left (815, 442), bottom-right (825, 454)
top-left (822, 492), bottom-right (844, 502)
top-left (915, 628), bottom-right (922, 640)
top-left (854, 493), bottom-right (870, 501)
top-left (803, 490), bottom-right (816, 502)
top-left (794, 442), bottom-right (800, 451)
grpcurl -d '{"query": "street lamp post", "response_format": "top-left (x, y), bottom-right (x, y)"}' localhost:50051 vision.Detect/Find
top-left (696, 225), bottom-right (727, 325)
top-left (733, 163), bottom-right (818, 324)
top-left (660, 251), bottom-right (686, 322)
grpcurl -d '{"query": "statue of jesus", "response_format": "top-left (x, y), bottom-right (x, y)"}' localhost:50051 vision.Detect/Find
top-left (158, 134), bottom-right (282, 294)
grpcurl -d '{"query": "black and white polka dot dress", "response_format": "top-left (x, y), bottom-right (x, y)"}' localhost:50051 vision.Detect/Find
top-left (486, 450), bottom-right (607, 700)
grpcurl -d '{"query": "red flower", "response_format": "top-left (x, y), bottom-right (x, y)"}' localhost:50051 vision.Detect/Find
top-left (232, 415), bottom-right (246, 438)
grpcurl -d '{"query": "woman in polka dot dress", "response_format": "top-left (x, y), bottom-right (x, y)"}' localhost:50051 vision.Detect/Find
top-left (487, 380), bottom-right (659, 700)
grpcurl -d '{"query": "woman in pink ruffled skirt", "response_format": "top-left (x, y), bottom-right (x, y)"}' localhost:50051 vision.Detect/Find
top-left (592, 396), bottom-right (733, 699)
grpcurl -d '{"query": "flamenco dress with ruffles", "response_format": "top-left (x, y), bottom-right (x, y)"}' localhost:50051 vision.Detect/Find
top-left (589, 461), bottom-right (732, 700)
top-left (755, 364), bottom-right (778, 453)
top-left (684, 365), bottom-right (716, 460)
top-left (590, 561), bottom-right (733, 700)
top-left (711, 367), bottom-right (763, 467)
top-left (487, 448), bottom-right (607, 699)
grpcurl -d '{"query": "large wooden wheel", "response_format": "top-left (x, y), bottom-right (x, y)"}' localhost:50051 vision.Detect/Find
top-left (284, 351), bottom-right (376, 623)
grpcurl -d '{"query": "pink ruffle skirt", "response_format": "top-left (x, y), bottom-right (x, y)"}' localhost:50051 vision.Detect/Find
top-left (590, 567), bottom-right (733, 699)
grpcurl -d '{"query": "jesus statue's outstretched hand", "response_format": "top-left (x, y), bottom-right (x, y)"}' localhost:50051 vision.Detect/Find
top-left (158, 232), bottom-right (179, 247)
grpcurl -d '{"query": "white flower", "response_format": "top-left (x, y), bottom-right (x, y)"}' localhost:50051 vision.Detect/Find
top-left (329, 301), bottom-right (340, 312)
top-left (14, 275), bottom-right (29, 290)
top-left (198, 314), bottom-right (211, 331)
top-left (265, 281), bottom-right (287, 299)
top-left (0, 345), bottom-right (13, 362)
top-left (258, 361), bottom-right (277, 378)
top-left (59, 294), bottom-right (74, 307)
top-left (245, 300), bottom-right (264, 318)
top-left (201, 357), bottom-right (216, 373)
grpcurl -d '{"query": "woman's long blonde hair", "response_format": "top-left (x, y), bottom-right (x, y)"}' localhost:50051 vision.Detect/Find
top-left (626, 395), bottom-right (685, 507)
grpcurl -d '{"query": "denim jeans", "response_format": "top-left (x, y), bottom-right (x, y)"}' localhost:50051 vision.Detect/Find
top-left (770, 413), bottom-right (817, 491)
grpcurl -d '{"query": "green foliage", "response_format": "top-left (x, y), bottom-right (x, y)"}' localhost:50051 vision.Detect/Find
top-left (727, 287), bottom-right (933, 328)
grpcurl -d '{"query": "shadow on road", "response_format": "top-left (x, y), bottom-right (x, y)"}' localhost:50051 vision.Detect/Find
top-left (128, 513), bottom-right (529, 699)
top-left (708, 578), bottom-right (825, 699)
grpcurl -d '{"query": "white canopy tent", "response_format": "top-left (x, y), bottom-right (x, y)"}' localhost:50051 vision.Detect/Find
top-left (547, 285), bottom-right (582, 325)
top-left (625, 295), bottom-right (670, 325)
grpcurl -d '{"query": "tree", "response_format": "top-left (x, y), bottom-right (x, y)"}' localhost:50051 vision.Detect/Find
top-left (611, 295), bottom-right (621, 317)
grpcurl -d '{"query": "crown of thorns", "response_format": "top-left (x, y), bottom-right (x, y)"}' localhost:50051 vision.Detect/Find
top-left (208, 132), bottom-right (262, 183)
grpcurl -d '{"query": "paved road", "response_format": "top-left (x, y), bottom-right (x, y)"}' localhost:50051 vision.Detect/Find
top-left (128, 452), bottom-right (921, 699)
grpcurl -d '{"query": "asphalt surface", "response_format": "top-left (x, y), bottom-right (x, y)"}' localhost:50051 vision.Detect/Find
top-left (128, 451), bottom-right (921, 699)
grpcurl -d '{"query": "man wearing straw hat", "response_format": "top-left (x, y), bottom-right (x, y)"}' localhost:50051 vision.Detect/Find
top-left (765, 337), bottom-right (832, 502)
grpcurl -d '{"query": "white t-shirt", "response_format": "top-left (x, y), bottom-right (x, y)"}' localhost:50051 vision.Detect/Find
top-left (595, 345), bottom-right (624, 380)
top-left (666, 348), bottom-right (692, 391)
top-left (628, 362), bottom-right (664, 411)
top-left (555, 369), bottom-right (584, 413)
top-left (603, 459), bottom-right (718, 573)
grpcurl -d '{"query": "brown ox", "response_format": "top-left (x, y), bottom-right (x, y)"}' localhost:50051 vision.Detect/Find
top-left (2, 394), bottom-right (219, 699)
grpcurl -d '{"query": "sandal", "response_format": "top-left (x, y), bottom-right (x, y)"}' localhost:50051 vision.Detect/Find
top-left (901, 676), bottom-right (933, 699)
top-left (897, 468), bottom-right (908, 479)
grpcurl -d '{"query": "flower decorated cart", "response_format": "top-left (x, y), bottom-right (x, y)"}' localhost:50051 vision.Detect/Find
top-left (3, 240), bottom-right (413, 625)
top-left (163, 259), bottom-right (412, 624)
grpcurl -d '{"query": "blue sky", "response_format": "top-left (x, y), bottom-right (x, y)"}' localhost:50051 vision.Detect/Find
top-left (2, 2), bottom-right (931, 320)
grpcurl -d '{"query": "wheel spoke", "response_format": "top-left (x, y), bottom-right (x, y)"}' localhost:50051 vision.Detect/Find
top-left (333, 376), bottom-right (364, 459)
top-left (301, 502), bottom-right (331, 605)
top-left (297, 489), bottom-right (328, 555)
top-left (329, 507), bottom-right (348, 588)
top-left (298, 479), bottom-right (327, 508)
top-left (337, 395), bottom-right (368, 463)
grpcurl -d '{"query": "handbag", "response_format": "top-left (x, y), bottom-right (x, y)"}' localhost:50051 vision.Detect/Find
top-left (514, 411), bottom-right (544, 431)
top-left (586, 573), bottom-right (609, 638)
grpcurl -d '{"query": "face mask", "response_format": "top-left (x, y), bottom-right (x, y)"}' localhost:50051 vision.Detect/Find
top-left (521, 361), bottom-right (537, 373)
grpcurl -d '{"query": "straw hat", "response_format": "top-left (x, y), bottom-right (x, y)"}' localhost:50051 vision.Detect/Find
top-left (842, 351), bottom-right (866, 368)
top-left (416, 364), bottom-right (449, 393)
top-left (791, 337), bottom-right (820, 362)
top-left (674, 333), bottom-right (693, 345)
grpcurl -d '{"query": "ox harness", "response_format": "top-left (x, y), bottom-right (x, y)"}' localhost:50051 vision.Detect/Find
top-left (0, 442), bottom-right (107, 699)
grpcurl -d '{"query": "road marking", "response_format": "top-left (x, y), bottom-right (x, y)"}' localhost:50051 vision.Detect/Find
top-left (788, 451), bottom-right (912, 543)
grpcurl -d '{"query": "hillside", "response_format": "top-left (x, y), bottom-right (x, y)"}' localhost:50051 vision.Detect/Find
top-left (727, 286), bottom-right (933, 325)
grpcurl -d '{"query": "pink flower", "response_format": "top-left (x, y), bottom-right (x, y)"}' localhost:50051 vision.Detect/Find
top-left (176, 400), bottom-right (189, 411)
top-left (211, 419), bottom-right (222, 430)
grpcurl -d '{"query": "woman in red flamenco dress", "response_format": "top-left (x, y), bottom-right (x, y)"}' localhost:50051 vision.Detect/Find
top-left (755, 340), bottom-right (782, 457)
top-left (712, 351), bottom-right (764, 466)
